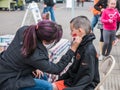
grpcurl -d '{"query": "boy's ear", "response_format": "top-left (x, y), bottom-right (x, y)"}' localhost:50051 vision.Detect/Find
top-left (78, 28), bottom-right (83, 33)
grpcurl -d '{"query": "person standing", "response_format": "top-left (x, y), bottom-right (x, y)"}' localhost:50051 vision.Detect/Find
top-left (81, 0), bottom-right (85, 7)
top-left (76, 0), bottom-right (80, 7)
top-left (91, 0), bottom-right (101, 31)
top-left (43, 0), bottom-right (56, 22)
top-left (116, 0), bottom-right (120, 30)
top-left (100, 0), bottom-right (120, 60)
top-left (94, 0), bottom-right (108, 57)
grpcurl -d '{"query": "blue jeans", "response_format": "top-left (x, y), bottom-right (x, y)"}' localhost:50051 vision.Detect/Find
top-left (91, 14), bottom-right (100, 31)
top-left (43, 7), bottom-right (56, 22)
top-left (21, 78), bottom-right (52, 90)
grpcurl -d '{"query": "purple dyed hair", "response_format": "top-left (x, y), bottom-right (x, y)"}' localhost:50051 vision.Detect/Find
top-left (21, 20), bottom-right (63, 57)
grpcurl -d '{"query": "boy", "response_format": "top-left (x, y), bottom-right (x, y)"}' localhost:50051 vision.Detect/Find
top-left (52, 16), bottom-right (100, 90)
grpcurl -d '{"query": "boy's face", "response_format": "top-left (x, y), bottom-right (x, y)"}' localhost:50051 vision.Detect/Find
top-left (70, 23), bottom-right (84, 38)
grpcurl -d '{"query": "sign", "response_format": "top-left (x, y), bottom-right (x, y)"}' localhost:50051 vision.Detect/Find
top-left (21, 1), bottom-right (42, 27)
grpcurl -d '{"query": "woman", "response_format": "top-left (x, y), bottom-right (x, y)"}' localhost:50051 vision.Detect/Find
top-left (0, 20), bottom-right (81, 90)
top-left (43, 0), bottom-right (56, 21)
top-left (94, 0), bottom-right (108, 58)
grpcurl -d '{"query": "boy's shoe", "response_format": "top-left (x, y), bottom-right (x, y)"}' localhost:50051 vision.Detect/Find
top-left (99, 55), bottom-right (105, 61)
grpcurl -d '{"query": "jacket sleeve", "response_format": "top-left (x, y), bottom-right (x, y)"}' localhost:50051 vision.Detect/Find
top-left (25, 49), bottom-right (74, 75)
top-left (116, 1), bottom-right (120, 12)
top-left (101, 10), bottom-right (109, 23)
top-left (116, 9), bottom-right (120, 22)
top-left (118, 14), bottom-right (120, 22)
top-left (65, 47), bottom-right (99, 90)
top-left (58, 58), bottom-right (79, 80)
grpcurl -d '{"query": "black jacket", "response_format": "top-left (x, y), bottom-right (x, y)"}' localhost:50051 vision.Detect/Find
top-left (58, 33), bottom-right (100, 90)
top-left (94, 0), bottom-right (108, 12)
top-left (116, 0), bottom-right (120, 12)
top-left (44, 0), bottom-right (55, 7)
top-left (0, 26), bottom-right (75, 90)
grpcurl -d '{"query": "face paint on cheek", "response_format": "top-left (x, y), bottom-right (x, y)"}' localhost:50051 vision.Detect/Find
top-left (72, 33), bottom-right (77, 41)
top-left (73, 33), bottom-right (77, 37)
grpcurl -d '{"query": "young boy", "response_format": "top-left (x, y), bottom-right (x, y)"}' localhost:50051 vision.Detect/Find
top-left (52, 16), bottom-right (100, 90)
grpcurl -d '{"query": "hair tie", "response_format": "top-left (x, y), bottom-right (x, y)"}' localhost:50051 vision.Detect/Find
top-left (36, 25), bottom-right (38, 30)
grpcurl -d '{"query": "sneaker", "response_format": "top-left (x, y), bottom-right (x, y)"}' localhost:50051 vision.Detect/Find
top-left (113, 38), bottom-right (119, 46)
top-left (99, 55), bottom-right (105, 61)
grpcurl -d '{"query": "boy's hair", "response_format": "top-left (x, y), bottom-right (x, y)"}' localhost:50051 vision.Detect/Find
top-left (70, 16), bottom-right (91, 34)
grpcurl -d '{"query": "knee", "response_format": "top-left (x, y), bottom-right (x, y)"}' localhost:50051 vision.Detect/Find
top-left (104, 42), bottom-right (109, 46)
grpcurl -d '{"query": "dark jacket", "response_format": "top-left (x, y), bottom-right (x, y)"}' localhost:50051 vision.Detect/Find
top-left (94, 0), bottom-right (120, 17)
top-left (58, 33), bottom-right (100, 90)
top-left (0, 26), bottom-right (75, 90)
top-left (116, 0), bottom-right (120, 12)
top-left (44, 0), bottom-right (55, 7)
top-left (94, 0), bottom-right (108, 12)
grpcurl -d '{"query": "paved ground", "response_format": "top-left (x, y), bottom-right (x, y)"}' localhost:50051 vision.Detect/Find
top-left (0, 1), bottom-right (120, 90)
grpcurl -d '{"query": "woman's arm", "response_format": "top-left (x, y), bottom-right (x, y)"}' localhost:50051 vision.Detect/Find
top-left (26, 36), bottom-right (82, 75)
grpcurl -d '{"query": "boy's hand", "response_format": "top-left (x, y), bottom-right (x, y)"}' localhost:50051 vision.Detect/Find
top-left (71, 36), bottom-right (82, 52)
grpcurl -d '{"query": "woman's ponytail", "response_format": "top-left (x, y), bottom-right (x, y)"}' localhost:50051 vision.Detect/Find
top-left (21, 25), bottom-right (37, 57)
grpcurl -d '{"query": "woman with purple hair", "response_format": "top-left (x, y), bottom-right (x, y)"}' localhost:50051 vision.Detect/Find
top-left (0, 20), bottom-right (82, 90)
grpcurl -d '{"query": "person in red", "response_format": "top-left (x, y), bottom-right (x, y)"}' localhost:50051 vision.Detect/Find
top-left (52, 16), bottom-right (100, 90)
top-left (100, 0), bottom-right (120, 60)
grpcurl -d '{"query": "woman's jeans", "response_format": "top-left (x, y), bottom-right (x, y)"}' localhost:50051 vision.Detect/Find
top-left (91, 14), bottom-right (100, 31)
top-left (21, 78), bottom-right (53, 90)
top-left (43, 7), bottom-right (56, 22)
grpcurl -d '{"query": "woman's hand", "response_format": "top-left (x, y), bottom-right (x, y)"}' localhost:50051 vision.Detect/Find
top-left (70, 36), bottom-right (82, 52)
top-left (32, 69), bottom-right (44, 79)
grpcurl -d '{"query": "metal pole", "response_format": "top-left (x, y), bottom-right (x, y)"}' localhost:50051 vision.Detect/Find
top-left (21, 4), bottom-right (30, 27)
top-left (71, 0), bottom-right (75, 18)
